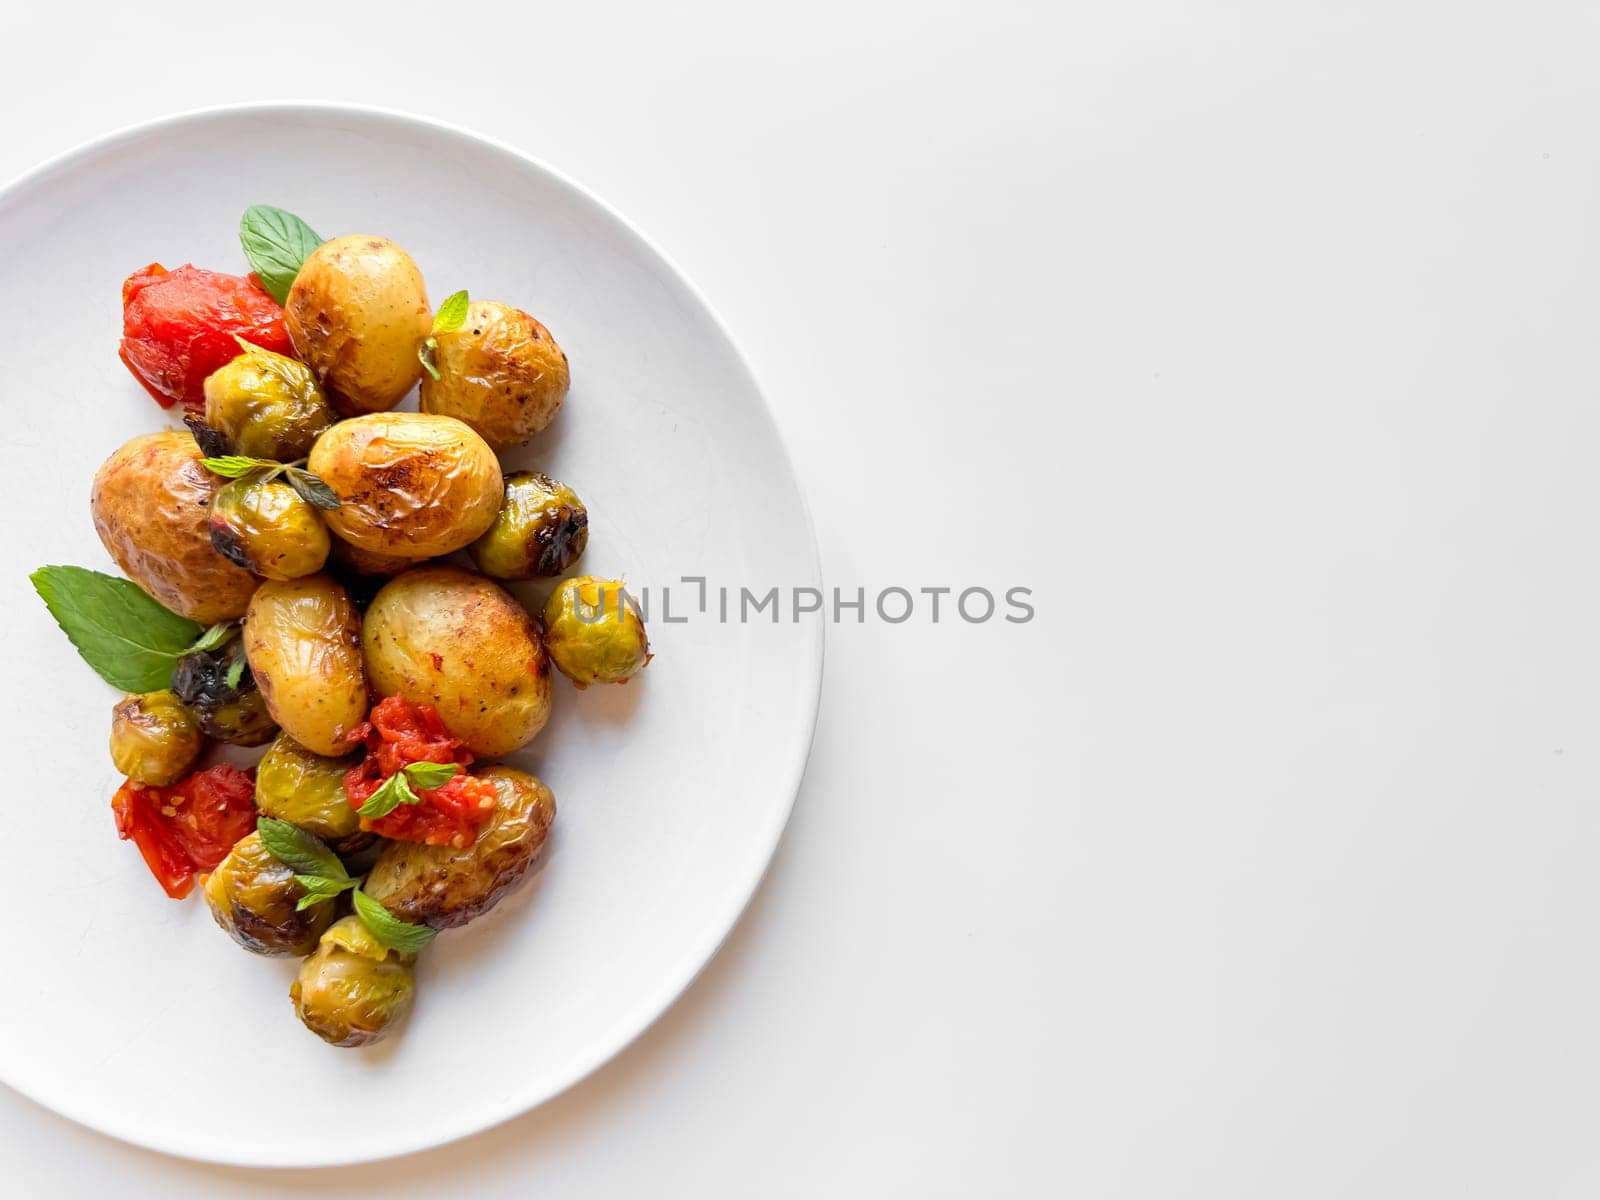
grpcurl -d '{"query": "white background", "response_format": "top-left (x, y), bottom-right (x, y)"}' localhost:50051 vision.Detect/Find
top-left (3, 2), bottom-right (1598, 1196)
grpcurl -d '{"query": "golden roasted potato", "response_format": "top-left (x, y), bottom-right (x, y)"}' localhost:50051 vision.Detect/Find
top-left (362, 566), bottom-right (552, 757)
top-left (328, 537), bottom-right (416, 578)
top-left (285, 235), bottom-right (431, 416)
top-left (363, 766), bottom-right (555, 929)
top-left (307, 413), bottom-right (502, 559)
top-left (243, 575), bottom-right (367, 756)
top-left (90, 431), bottom-right (259, 623)
top-left (419, 301), bottom-right (570, 449)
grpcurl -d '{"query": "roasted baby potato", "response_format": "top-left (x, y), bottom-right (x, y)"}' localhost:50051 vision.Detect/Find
top-left (204, 831), bottom-right (336, 956)
top-left (243, 575), bottom-right (367, 756)
top-left (542, 576), bottom-right (651, 687)
top-left (202, 343), bottom-right (335, 460)
top-left (291, 916), bottom-right (416, 1047)
top-left (171, 636), bottom-right (279, 746)
top-left (363, 766), bottom-right (555, 929)
top-left (209, 475), bottom-right (330, 580)
top-left (418, 300), bottom-right (570, 449)
top-left (254, 733), bottom-right (369, 853)
top-left (469, 472), bottom-right (588, 580)
top-left (90, 431), bottom-right (259, 623)
top-left (307, 413), bottom-right (502, 559)
top-left (362, 566), bottom-right (552, 757)
top-left (109, 690), bottom-right (203, 786)
top-left (285, 235), bottom-right (431, 416)
top-left (328, 537), bottom-right (416, 578)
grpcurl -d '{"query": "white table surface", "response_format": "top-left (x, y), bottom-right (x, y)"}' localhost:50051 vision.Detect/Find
top-left (5, 2), bottom-right (1600, 1196)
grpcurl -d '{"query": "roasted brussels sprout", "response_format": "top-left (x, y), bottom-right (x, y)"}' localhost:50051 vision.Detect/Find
top-left (202, 343), bottom-right (335, 460)
top-left (469, 472), bottom-right (588, 580)
top-left (171, 636), bottom-right (278, 746)
top-left (541, 576), bottom-right (651, 687)
top-left (419, 301), bottom-right (570, 449)
top-left (291, 916), bottom-right (416, 1047)
top-left (285, 235), bottom-right (432, 417)
top-left (204, 831), bottom-right (336, 956)
top-left (243, 575), bottom-right (367, 756)
top-left (209, 475), bottom-right (331, 581)
top-left (307, 413), bottom-right (503, 558)
top-left (363, 566), bottom-right (553, 757)
top-left (90, 431), bottom-right (259, 623)
top-left (254, 733), bottom-right (369, 853)
top-left (109, 690), bottom-right (203, 786)
top-left (364, 766), bottom-right (556, 929)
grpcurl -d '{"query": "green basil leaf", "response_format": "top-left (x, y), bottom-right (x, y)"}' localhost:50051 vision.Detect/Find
top-left (286, 467), bottom-right (341, 511)
top-left (256, 817), bottom-right (348, 882)
top-left (352, 888), bottom-right (436, 954)
top-left (187, 621), bottom-right (236, 654)
top-left (239, 205), bottom-right (323, 305)
top-left (404, 761), bottom-right (460, 790)
top-left (356, 771), bottom-right (421, 821)
top-left (200, 455), bottom-right (271, 479)
top-left (431, 290), bottom-right (469, 334)
top-left (30, 566), bottom-right (202, 692)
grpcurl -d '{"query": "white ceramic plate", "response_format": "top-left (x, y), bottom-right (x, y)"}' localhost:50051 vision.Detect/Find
top-left (0, 106), bottom-right (820, 1166)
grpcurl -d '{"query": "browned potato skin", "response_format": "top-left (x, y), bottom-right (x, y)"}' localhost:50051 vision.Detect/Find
top-left (362, 566), bottom-right (552, 757)
top-left (243, 575), bottom-right (367, 756)
top-left (285, 235), bottom-right (431, 416)
top-left (419, 301), bottom-right (570, 449)
top-left (308, 413), bottom-right (503, 558)
top-left (90, 432), bottom-right (259, 623)
top-left (363, 766), bottom-right (556, 929)
top-left (328, 537), bottom-right (417, 577)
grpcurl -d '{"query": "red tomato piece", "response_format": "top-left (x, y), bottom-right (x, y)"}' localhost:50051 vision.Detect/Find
top-left (118, 263), bottom-right (293, 413)
top-left (111, 763), bottom-right (258, 899)
top-left (344, 696), bottom-right (497, 847)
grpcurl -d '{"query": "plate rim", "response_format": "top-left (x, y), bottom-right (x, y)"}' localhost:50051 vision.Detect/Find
top-left (0, 100), bottom-right (824, 1168)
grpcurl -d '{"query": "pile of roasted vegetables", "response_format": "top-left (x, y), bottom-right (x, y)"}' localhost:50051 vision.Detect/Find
top-left (31, 207), bottom-right (651, 1048)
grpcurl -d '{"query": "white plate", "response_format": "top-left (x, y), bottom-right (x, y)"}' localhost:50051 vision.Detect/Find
top-left (0, 105), bottom-right (820, 1166)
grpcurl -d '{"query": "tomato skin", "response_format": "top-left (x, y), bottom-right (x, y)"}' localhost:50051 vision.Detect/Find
top-left (118, 263), bottom-right (293, 413)
top-left (344, 697), bottom-right (496, 846)
top-left (112, 763), bottom-right (257, 899)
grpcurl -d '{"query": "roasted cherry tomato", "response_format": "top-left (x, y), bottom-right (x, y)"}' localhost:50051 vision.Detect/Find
top-left (344, 696), bottom-right (497, 847)
top-left (118, 263), bottom-right (293, 414)
top-left (112, 763), bottom-right (258, 899)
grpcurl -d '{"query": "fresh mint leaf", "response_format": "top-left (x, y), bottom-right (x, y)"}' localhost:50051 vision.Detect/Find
top-left (356, 770), bottom-right (421, 821)
top-left (418, 340), bottom-right (442, 381)
top-left (239, 205), bottom-right (323, 305)
top-left (404, 761), bottom-right (460, 790)
top-left (286, 467), bottom-right (340, 511)
top-left (30, 566), bottom-right (202, 692)
top-left (200, 455), bottom-right (271, 479)
top-left (432, 290), bottom-right (469, 334)
top-left (187, 621), bottom-right (236, 654)
top-left (224, 656), bottom-right (246, 690)
top-left (256, 817), bottom-right (348, 882)
top-left (293, 874), bottom-right (355, 910)
top-left (352, 888), bottom-right (435, 954)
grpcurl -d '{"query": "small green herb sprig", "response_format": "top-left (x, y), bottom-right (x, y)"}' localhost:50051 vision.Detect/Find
top-left (417, 290), bottom-right (469, 381)
top-left (356, 760), bottom-right (462, 820)
top-left (255, 817), bottom-right (436, 954)
top-left (30, 566), bottom-right (238, 692)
